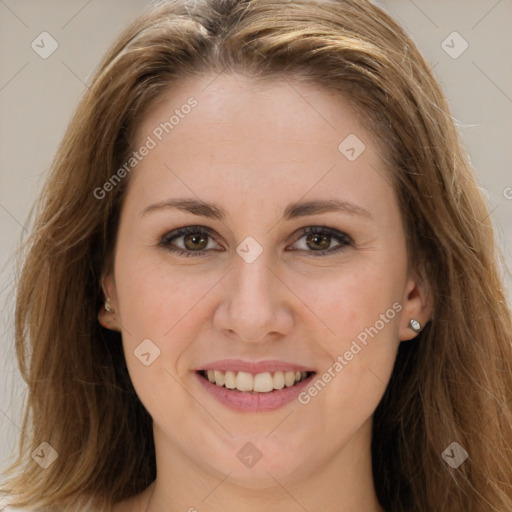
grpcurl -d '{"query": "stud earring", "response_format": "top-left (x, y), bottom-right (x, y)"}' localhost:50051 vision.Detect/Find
top-left (408, 319), bottom-right (421, 333)
top-left (105, 298), bottom-right (115, 313)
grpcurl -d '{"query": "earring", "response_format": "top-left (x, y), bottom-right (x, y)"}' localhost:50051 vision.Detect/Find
top-left (104, 298), bottom-right (115, 313)
top-left (408, 319), bottom-right (421, 333)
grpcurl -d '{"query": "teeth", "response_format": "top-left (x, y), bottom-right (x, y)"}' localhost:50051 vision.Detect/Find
top-left (214, 370), bottom-right (225, 386)
top-left (203, 369), bottom-right (310, 392)
top-left (236, 371), bottom-right (253, 392)
top-left (254, 372), bottom-right (274, 392)
top-left (224, 370), bottom-right (236, 389)
top-left (273, 371), bottom-right (285, 389)
top-left (284, 371), bottom-right (295, 387)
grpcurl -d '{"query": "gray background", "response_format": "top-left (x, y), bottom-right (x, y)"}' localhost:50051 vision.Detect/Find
top-left (1, 0), bottom-right (511, 474)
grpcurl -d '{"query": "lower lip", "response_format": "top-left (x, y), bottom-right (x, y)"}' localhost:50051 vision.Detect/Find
top-left (196, 372), bottom-right (315, 412)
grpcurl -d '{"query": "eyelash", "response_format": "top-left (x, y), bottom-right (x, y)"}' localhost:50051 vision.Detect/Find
top-left (159, 225), bottom-right (353, 258)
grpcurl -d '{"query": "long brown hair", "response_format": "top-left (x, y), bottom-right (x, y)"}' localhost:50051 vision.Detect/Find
top-left (2, 1), bottom-right (511, 510)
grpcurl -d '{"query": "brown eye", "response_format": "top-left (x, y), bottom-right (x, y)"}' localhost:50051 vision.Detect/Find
top-left (290, 227), bottom-right (353, 256)
top-left (160, 226), bottom-right (220, 257)
top-left (182, 232), bottom-right (208, 251)
top-left (305, 232), bottom-right (332, 251)
top-left (160, 225), bottom-right (352, 258)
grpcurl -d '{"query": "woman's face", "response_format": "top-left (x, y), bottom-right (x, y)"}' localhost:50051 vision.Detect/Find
top-left (101, 73), bottom-right (429, 489)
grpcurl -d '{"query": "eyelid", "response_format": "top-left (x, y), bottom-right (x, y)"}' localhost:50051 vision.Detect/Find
top-left (159, 224), bottom-right (353, 257)
top-left (159, 225), bottom-right (223, 253)
top-left (288, 226), bottom-right (353, 255)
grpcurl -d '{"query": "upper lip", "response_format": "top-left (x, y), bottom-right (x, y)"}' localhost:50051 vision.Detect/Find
top-left (196, 359), bottom-right (315, 374)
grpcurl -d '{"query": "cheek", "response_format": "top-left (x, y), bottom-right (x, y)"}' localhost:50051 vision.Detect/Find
top-left (113, 258), bottom-right (204, 426)
top-left (291, 257), bottom-right (403, 346)
top-left (292, 259), bottom-right (402, 412)
top-left (114, 248), bottom-right (211, 339)
top-left (112, 246), bottom-right (213, 397)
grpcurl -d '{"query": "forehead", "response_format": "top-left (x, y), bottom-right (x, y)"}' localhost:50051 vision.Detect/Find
top-left (136, 72), bottom-right (369, 151)
top-left (124, 73), bottom-right (392, 220)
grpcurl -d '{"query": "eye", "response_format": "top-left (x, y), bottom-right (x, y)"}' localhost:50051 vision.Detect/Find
top-left (159, 225), bottom-right (353, 258)
top-left (159, 226), bottom-right (222, 257)
top-left (289, 226), bottom-right (353, 256)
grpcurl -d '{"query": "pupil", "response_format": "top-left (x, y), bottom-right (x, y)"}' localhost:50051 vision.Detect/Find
top-left (308, 233), bottom-right (330, 251)
top-left (185, 233), bottom-right (207, 250)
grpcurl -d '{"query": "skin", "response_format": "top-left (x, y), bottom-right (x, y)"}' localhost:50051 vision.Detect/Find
top-left (99, 73), bottom-right (431, 512)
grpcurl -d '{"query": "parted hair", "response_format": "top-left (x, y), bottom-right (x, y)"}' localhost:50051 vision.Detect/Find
top-left (2, 0), bottom-right (511, 511)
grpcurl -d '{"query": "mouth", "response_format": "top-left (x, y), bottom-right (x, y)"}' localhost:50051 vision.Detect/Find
top-left (194, 359), bottom-right (317, 411)
top-left (197, 369), bottom-right (315, 393)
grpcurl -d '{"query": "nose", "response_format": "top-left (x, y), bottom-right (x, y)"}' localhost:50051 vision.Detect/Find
top-left (212, 249), bottom-right (294, 344)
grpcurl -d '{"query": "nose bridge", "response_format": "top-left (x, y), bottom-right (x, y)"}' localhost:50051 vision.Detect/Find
top-left (216, 248), bottom-right (291, 342)
top-left (233, 250), bottom-right (273, 305)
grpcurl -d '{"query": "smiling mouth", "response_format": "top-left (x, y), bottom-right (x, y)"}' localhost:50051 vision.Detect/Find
top-left (197, 369), bottom-right (316, 393)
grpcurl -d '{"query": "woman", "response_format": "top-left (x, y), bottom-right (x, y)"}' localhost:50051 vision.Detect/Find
top-left (1, 0), bottom-right (511, 511)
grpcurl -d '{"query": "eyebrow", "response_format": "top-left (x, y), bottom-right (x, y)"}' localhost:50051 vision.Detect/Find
top-left (139, 197), bottom-right (372, 221)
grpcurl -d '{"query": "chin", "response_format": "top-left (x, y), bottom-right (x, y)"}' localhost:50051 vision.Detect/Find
top-left (203, 435), bottom-right (314, 489)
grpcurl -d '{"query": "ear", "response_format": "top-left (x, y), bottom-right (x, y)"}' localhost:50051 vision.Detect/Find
top-left (97, 273), bottom-right (122, 332)
top-left (399, 268), bottom-right (433, 341)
